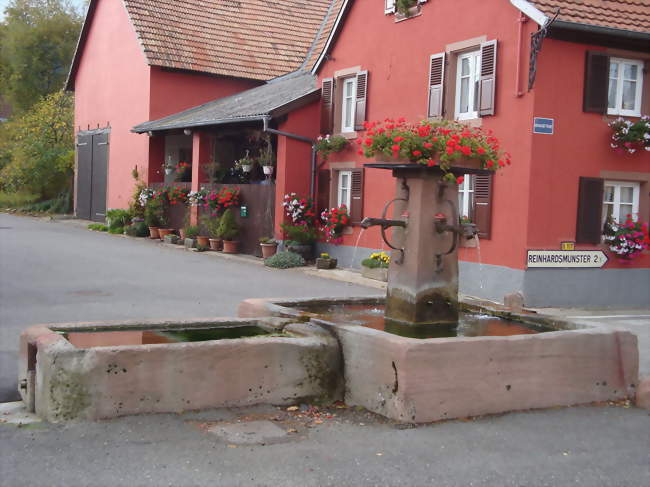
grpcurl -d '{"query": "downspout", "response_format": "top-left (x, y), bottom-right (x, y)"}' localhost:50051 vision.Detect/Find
top-left (262, 116), bottom-right (318, 200)
top-left (515, 13), bottom-right (529, 97)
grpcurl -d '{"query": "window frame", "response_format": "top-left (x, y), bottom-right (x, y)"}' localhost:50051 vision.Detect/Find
top-left (602, 180), bottom-right (641, 224)
top-left (607, 57), bottom-right (644, 117)
top-left (337, 170), bottom-right (352, 208)
top-left (340, 77), bottom-right (357, 133)
top-left (458, 174), bottom-right (474, 219)
top-left (454, 49), bottom-right (481, 121)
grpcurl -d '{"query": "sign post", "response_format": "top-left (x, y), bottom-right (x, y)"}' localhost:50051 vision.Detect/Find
top-left (527, 250), bottom-right (608, 268)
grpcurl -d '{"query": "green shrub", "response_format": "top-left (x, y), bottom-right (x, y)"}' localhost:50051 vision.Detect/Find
top-left (201, 215), bottom-right (221, 238)
top-left (280, 223), bottom-right (318, 244)
top-left (125, 221), bottom-right (148, 237)
top-left (108, 227), bottom-right (124, 234)
top-left (144, 198), bottom-right (165, 227)
top-left (184, 225), bottom-right (199, 238)
top-left (217, 208), bottom-right (240, 241)
top-left (361, 258), bottom-right (380, 269)
top-left (88, 223), bottom-right (108, 232)
top-left (106, 209), bottom-right (132, 231)
top-left (0, 191), bottom-right (39, 208)
top-left (264, 251), bottom-right (306, 269)
top-left (19, 190), bottom-right (72, 214)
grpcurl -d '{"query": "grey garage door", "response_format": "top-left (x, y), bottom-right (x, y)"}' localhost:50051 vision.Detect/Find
top-left (76, 131), bottom-right (109, 222)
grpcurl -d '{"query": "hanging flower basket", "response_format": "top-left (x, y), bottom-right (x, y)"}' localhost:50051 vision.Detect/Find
top-left (263, 165), bottom-right (274, 175)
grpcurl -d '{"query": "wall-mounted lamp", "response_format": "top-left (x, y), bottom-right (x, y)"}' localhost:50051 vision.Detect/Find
top-left (183, 129), bottom-right (192, 136)
top-left (147, 131), bottom-right (154, 137)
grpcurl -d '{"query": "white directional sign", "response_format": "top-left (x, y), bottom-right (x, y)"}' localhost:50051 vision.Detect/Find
top-left (527, 250), bottom-right (608, 268)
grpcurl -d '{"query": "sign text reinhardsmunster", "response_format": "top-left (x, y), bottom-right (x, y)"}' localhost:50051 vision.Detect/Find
top-left (527, 250), bottom-right (608, 268)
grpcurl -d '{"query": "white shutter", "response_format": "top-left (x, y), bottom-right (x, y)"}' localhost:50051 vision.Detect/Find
top-left (385, 0), bottom-right (396, 14)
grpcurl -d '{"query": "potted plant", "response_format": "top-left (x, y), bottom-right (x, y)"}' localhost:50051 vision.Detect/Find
top-left (235, 150), bottom-right (255, 173)
top-left (281, 223), bottom-right (318, 261)
top-left (258, 135), bottom-right (276, 177)
top-left (316, 252), bottom-right (337, 269)
top-left (202, 215), bottom-right (223, 251)
top-left (163, 157), bottom-right (175, 176)
top-left (608, 116), bottom-right (650, 154)
top-left (603, 216), bottom-right (649, 261)
top-left (320, 205), bottom-right (350, 243)
top-left (184, 225), bottom-right (199, 248)
top-left (315, 134), bottom-right (349, 162)
top-left (217, 208), bottom-right (240, 253)
top-left (361, 251), bottom-right (390, 281)
top-left (259, 237), bottom-right (278, 258)
top-left (144, 198), bottom-right (164, 239)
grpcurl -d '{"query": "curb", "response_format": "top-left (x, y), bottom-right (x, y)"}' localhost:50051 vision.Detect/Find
top-left (635, 375), bottom-right (650, 410)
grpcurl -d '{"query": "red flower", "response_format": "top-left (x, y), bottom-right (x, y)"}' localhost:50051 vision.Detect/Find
top-left (446, 147), bottom-right (454, 155)
top-left (393, 136), bottom-right (405, 143)
top-left (456, 176), bottom-right (464, 185)
top-left (364, 139), bottom-right (373, 146)
top-left (423, 142), bottom-right (433, 149)
top-left (392, 144), bottom-right (401, 152)
top-left (412, 150), bottom-right (422, 156)
top-left (460, 146), bottom-right (472, 156)
top-left (477, 147), bottom-right (486, 155)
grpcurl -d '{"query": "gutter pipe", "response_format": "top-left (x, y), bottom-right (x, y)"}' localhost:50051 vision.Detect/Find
top-left (262, 116), bottom-right (318, 201)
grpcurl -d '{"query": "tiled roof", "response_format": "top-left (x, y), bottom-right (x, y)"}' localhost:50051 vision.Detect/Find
top-left (123, 0), bottom-right (337, 81)
top-left (132, 72), bottom-right (319, 133)
top-left (531, 0), bottom-right (650, 34)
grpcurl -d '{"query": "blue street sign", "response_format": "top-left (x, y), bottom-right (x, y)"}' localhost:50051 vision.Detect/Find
top-left (533, 117), bottom-right (554, 134)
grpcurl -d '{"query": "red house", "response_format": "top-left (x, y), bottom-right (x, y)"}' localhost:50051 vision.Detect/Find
top-left (69, 0), bottom-right (649, 307)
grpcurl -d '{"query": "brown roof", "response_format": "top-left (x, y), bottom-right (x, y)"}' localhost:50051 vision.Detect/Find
top-left (531, 0), bottom-right (650, 34)
top-left (67, 0), bottom-right (344, 89)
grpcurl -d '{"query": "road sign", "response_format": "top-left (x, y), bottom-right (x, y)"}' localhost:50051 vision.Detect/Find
top-left (533, 117), bottom-right (554, 134)
top-left (527, 250), bottom-right (608, 268)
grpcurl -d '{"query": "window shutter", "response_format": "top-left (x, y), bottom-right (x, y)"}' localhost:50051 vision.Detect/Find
top-left (354, 71), bottom-right (368, 131)
top-left (473, 174), bottom-right (493, 239)
top-left (576, 177), bottom-right (604, 244)
top-left (385, 0), bottom-right (395, 14)
top-left (350, 169), bottom-right (364, 224)
top-left (478, 40), bottom-right (497, 116)
top-left (317, 169), bottom-right (331, 215)
top-left (427, 53), bottom-right (445, 118)
top-left (321, 78), bottom-right (334, 134)
top-left (583, 52), bottom-right (609, 113)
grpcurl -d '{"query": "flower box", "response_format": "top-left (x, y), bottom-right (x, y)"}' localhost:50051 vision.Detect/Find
top-left (316, 258), bottom-right (337, 270)
top-left (362, 267), bottom-right (388, 282)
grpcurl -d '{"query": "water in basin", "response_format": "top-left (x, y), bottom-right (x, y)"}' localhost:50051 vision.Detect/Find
top-left (294, 304), bottom-right (552, 339)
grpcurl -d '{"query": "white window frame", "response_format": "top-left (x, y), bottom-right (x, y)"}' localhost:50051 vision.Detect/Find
top-left (341, 77), bottom-right (357, 133)
top-left (602, 180), bottom-right (640, 224)
top-left (337, 170), bottom-right (352, 208)
top-left (455, 50), bottom-right (481, 121)
top-left (607, 58), bottom-right (644, 117)
top-left (386, 0), bottom-right (427, 14)
top-left (458, 174), bottom-right (474, 219)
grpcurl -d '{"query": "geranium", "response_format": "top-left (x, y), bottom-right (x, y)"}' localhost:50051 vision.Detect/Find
top-left (167, 186), bottom-right (189, 205)
top-left (187, 189), bottom-right (207, 206)
top-left (138, 187), bottom-right (155, 207)
top-left (282, 193), bottom-right (316, 224)
top-left (205, 186), bottom-right (241, 214)
top-left (175, 161), bottom-right (191, 172)
top-left (358, 118), bottom-right (509, 184)
top-left (603, 216), bottom-right (649, 260)
top-left (321, 205), bottom-right (350, 243)
top-left (608, 116), bottom-right (650, 154)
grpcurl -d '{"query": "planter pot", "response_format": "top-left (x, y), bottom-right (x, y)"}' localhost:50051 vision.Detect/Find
top-left (184, 238), bottom-right (196, 249)
top-left (222, 240), bottom-right (240, 254)
top-left (287, 244), bottom-right (314, 261)
top-left (241, 165), bottom-right (252, 173)
top-left (196, 236), bottom-right (210, 247)
top-left (375, 154), bottom-right (483, 172)
top-left (158, 228), bottom-right (174, 240)
top-left (361, 266), bottom-right (388, 282)
top-left (316, 258), bottom-right (337, 270)
top-left (260, 243), bottom-right (278, 259)
top-left (263, 166), bottom-right (274, 175)
top-left (148, 227), bottom-right (160, 239)
top-left (209, 238), bottom-right (223, 251)
top-left (163, 234), bottom-right (179, 245)
top-left (164, 168), bottom-right (174, 175)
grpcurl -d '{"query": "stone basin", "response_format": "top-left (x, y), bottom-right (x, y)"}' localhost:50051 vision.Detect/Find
top-left (239, 296), bottom-right (639, 423)
top-left (18, 317), bottom-right (341, 423)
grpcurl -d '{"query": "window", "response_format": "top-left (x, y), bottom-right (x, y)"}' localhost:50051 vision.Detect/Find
top-left (607, 58), bottom-right (644, 117)
top-left (341, 78), bottom-right (357, 133)
top-left (455, 50), bottom-right (481, 120)
top-left (337, 170), bottom-right (352, 208)
top-left (602, 181), bottom-right (640, 224)
top-left (458, 174), bottom-right (474, 219)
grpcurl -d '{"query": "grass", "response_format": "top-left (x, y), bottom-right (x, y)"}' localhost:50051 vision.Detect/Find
top-left (88, 223), bottom-right (108, 232)
top-left (0, 191), bottom-right (39, 209)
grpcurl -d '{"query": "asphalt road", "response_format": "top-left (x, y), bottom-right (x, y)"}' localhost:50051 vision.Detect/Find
top-left (0, 213), bottom-right (377, 402)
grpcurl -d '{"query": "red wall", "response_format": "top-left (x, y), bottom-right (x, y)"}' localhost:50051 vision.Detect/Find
top-left (317, 0), bottom-right (539, 269)
top-left (74, 0), bottom-right (151, 210)
top-left (529, 39), bottom-right (649, 268)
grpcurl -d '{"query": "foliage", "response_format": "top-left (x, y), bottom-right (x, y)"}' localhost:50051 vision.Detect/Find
top-left (234, 150), bottom-right (255, 171)
top-left (205, 186), bottom-right (240, 214)
top-left (320, 252), bottom-right (331, 259)
top-left (603, 216), bottom-right (649, 260)
top-left (0, 0), bottom-right (83, 113)
top-left (129, 169), bottom-right (148, 219)
top-left (0, 190), bottom-right (38, 208)
top-left (320, 205), bottom-right (350, 243)
top-left (315, 134), bottom-right (349, 162)
top-left (264, 251), bottom-right (306, 269)
top-left (358, 118), bottom-right (509, 184)
top-left (281, 223), bottom-right (319, 245)
top-left (0, 90), bottom-right (74, 199)
top-left (282, 193), bottom-right (316, 224)
top-left (184, 225), bottom-right (199, 239)
top-left (201, 162), bottom-right (227, 185)
top-left (108, 226), bottom-right (124, 234)
top-left (216, 208), bottom-right (240, 241)
top-left (188, 189), bottom-right (207, 206)
top-left (144, 198), bottom-right (165, 227)
top-left (201, 214), bottom-right (221, 239)
top-left (396, 0), bottom-right (418, 16)
top-left (257, 134), bottom-right (275, 167)
top-left (608, 116), bottom-right (649, 154)
top-left (167, 185), bottom-right (189, 205)
top-left (21, 189), bottom-right (70, 213)
top-left (259, 236), bottom-right (276, 244)
top-left (106, 208), bottom-right (132, 231)
top-left (361, 251), bottom-right (390, 269)
top-left (125, 220), bottom-right (148, 237)
top-left (87, 223), bottom-right (108, 232)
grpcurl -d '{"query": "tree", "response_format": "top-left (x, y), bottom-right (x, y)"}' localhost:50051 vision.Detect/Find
top-left (0, 0), bottom-right (82, 113)
top-left (0, 90), bottom-right (75, 199)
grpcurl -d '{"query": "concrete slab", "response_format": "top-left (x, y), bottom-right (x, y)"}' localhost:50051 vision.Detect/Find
top-left (207, 420), bottom-right (289, 445)
top-left (0, 401), bottom-right (42, 425)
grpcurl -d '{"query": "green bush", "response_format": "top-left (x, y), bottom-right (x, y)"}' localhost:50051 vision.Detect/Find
top-left (106, 209), bottom-right (132, 231)
top-left (280, 223), bottom-right (318, 245)
top-left (201, 215), bottom-right (221, 238)
top-left (217, 208), bottom-right (240, 241)
top-left (0, 191), bottom-right (39, 208)
top-left (264, 251), bottom-right (306, 269)
top-left (108, 227), bottom-right (124, 234)
top-left (144, 198), bottom-right (165, 227)
top-left (361, 258), bottom-right (381, 269)
top-left (125, 221), bottom-right (148, 237)
top-left (21, 190), bottom-right (72, 214)
top-left (88, 223), bottom-right (108, 232)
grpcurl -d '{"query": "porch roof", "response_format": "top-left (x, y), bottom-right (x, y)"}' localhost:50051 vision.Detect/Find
top-left (132, 72), bottom-right (319, 133)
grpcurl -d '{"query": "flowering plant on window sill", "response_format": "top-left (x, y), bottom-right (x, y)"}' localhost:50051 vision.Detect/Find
top-left (608, 116), bottom-right (650, 154)
top-left (320, 205), bottom-right (350, 243)
top-left (315, 135), bottom-right (349, 162)
top-left (357, 118), bottom-right (510, 184)
top-left (603, 216), bottom-right (650, 260)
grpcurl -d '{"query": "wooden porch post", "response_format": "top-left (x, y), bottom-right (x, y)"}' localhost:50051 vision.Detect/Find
top-left (190, 131), bottom-right (211, 225)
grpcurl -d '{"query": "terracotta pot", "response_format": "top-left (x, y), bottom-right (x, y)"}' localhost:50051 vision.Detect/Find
top-left (196, 236), bottom-right (210, 247)
top-left (209, 238), bottom-right (223, 251)
top-left (222, 240), bottom-right (240, 254)
top-left (179, 229), bottom-right (186, 240)
top-left (149, 227), bottom-right (160, 239)
top-left (158, 228), bottom-right (173, 240)
top-left (260, 243), bottom-right (278, 258)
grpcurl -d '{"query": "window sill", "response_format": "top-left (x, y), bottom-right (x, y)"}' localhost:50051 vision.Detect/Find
top-left (395, 6), bottom-right (422, 22)
top-left (606, 111), bottom-right (642, 119)
top-left (454, 118), bottom-right (483, 128)
top-left (336, 131), bottom-right (358, 140)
